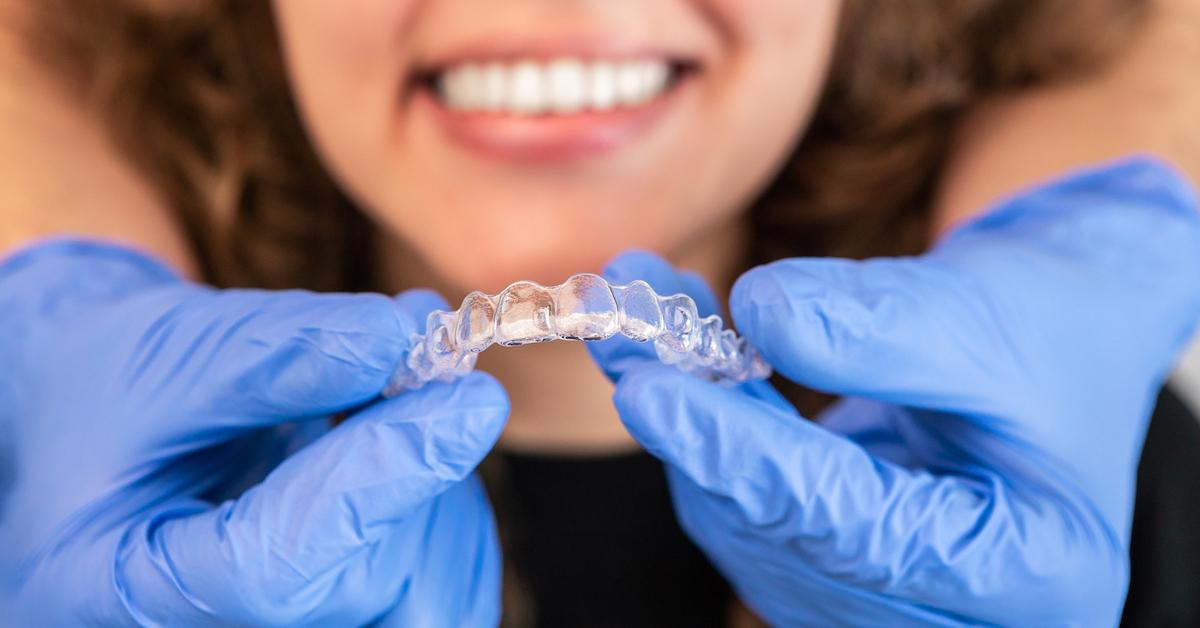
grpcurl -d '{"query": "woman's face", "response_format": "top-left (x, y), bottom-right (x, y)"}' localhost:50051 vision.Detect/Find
top-left (273, 0), bottom-right (840, 292)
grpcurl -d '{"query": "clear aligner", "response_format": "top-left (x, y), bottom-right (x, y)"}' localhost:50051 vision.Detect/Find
top-left (383, 273), bottom-right (772, 396)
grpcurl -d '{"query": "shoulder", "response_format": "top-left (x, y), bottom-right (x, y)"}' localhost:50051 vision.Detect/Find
top-left (0, 44), bottom-right (199, 276)
top-left (932, 0), bottom-right (1200, 235)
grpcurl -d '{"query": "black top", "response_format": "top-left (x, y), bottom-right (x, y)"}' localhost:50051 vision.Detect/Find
top-left (1123, 388), bottom-right (1200, 627)
top-left (499, 388), bottom-right (1200, 627)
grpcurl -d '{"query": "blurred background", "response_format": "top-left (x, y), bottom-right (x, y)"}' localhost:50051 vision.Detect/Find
top-left (1175, 342), bottom-right (1200, 414)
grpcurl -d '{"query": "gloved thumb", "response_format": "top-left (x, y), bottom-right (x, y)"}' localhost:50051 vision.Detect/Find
top-left (137, 286), bottom-right (441, 428)
top-left (2, 239), bottom-right (442, 435)
top-left (610, 363), bottom-right (1122, 625)
top-left (730, 158), bottom-right (1200, 412)
top-left (586, 249), bottom-right (721, 382)
top-left (104, 372), bottom-right (509, 626)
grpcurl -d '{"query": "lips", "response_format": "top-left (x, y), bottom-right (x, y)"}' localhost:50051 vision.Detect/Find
top-left (410, 46), bottom-right (700, 161)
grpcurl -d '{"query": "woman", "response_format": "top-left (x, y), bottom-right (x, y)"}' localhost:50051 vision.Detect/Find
top-left (1, 0), bottom-right (1198, 625)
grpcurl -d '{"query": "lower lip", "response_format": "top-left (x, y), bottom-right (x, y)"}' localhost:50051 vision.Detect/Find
top-left (414, 79), bottom-right (690, 162)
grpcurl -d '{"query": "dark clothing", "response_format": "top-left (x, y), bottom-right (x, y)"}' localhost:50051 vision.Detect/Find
top-left (502, 388), bottom-right (1200, 627)
top-left (1123, 388), bottom-right (1200, 627)
top-left (502, 451), bottom-right (728, 628)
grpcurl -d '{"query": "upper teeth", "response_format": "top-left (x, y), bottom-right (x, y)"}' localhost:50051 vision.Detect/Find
top-left (437, 58), bottom-right (671, 115)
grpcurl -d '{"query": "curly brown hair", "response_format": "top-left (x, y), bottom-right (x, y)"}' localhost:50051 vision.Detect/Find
top-left (21, 0), bottom-right (1150, 291)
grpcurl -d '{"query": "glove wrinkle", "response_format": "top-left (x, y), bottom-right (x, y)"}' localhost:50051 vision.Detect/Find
top-left (2, 240), bottom-right (509, 625)
top-left (588, 159), bottom-right (1190, 626)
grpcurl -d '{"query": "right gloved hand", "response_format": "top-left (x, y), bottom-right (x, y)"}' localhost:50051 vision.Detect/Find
top-left (588, 158), bottom-right (1200, 625)
top-left (0, 240), bottom-right (510, 626)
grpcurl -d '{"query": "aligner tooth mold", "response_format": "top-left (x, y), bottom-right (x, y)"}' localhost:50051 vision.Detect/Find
top-left (383, 273), bottom-right (772, 396)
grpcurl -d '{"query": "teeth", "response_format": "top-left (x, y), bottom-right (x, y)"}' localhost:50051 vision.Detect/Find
top-left (508, 61), bottom-right (545, 115)
top-left (615, 63), bottom-right (644, 106)
top-left (545, 59), bottom-right (587, 114)
top-left (642, 62), bottom-right (668, 101)
top-left (589, 62), bottom-right (618, 111)
top-left (456, 63), bottom-right (484, 111)
top-left (436, 58), bottom-right (673, 115)
top-left (616, 60), bottom-right (666, 106)
top-left (481, 63), bottom-right (507, 111)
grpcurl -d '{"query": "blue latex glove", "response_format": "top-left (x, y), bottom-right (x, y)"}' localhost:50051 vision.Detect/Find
top-left (0, 240), bottom-right (509, 626)
top-left (588, 158), bottom-right (1200, 626)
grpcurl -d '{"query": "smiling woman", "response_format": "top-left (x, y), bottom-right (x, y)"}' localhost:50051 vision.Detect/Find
top-left (18, 0), bottom-right (1149, 293)
top-left (267, 1), bottom-right (841, 294)
top-left (8, 0), bottom-right (1198, 626)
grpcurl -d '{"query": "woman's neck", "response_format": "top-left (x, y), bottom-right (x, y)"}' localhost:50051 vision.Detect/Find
top-left (377, 216), bottom-right (749, 455)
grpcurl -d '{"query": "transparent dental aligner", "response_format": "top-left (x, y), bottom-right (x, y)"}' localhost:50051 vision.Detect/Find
top-left (383, 273), bottom-right (772, 396)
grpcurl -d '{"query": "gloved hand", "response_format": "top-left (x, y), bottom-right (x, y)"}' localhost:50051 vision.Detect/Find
top-left (0, 240), bottom-right (509, 626)
top-left (588, 158), bottom-right (1200, 626)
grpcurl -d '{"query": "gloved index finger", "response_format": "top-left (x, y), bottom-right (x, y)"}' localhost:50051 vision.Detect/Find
top-left (2, 239), bottom-right (428, 435)
top-left (104, 372), bottom-right (509, 626)
top-left (612, 364), bottom-right (1125, 626)
top-left (129, 286), bottom-right (448, 435)
top-left (729, 158), bottom-right (1200, 413)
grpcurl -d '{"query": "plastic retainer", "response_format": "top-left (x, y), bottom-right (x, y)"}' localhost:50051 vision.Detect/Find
top-left (383, 273), bottom-right (772, 396)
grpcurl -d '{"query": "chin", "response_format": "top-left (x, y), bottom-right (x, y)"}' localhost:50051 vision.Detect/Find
top-left (435, 238), bottom-right (643, 296)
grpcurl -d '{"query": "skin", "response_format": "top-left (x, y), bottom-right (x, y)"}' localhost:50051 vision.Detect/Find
top-left (934, 0), bottom-right (1200, 229)
top-left (0, 0), bottom-right (1197, 459)
top-left (271, 0), bottom-right (842, 452)
top-left (0, 0), bottom-right (195, 273)
top-left (270, 0), bottom-right (841, 293)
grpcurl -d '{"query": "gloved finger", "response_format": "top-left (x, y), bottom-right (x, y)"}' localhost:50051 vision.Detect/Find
top-left (394, 288), bottom-right (451, 332)
top-left (730, 158), bottom-right (1200, 411)
top-left (588, 250), bottom-right (792, 411)
top-left (197, 421), bottom-right (331, 504)
top-left (1, 240), bottom-right (448, 441)
top-left (613, 364), bottom-right (1119, 617)
top-left (110, 372), bottom-right (509, 626)
top-left (131, 285), bottom-right (453, 438)
top-left (587, 249), bottom-right (720, 383)
top-left (190, 289), bottom-right (451, 500)
top-left (371, 475), bottom-right (502, 628)
top-left (730, 256), bottom-right (1001, 412)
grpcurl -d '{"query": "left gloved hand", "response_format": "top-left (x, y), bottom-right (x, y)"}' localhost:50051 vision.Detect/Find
top-left (0, 240), bottom-right (508, 626)
top-left (588, 158), bottom-right (1200, 625)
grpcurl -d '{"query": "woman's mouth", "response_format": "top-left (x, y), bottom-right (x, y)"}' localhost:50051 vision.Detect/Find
top-left (412, 52), bottom-right (698, 161)
top-left (433, 57), bottom-right (677, 114)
